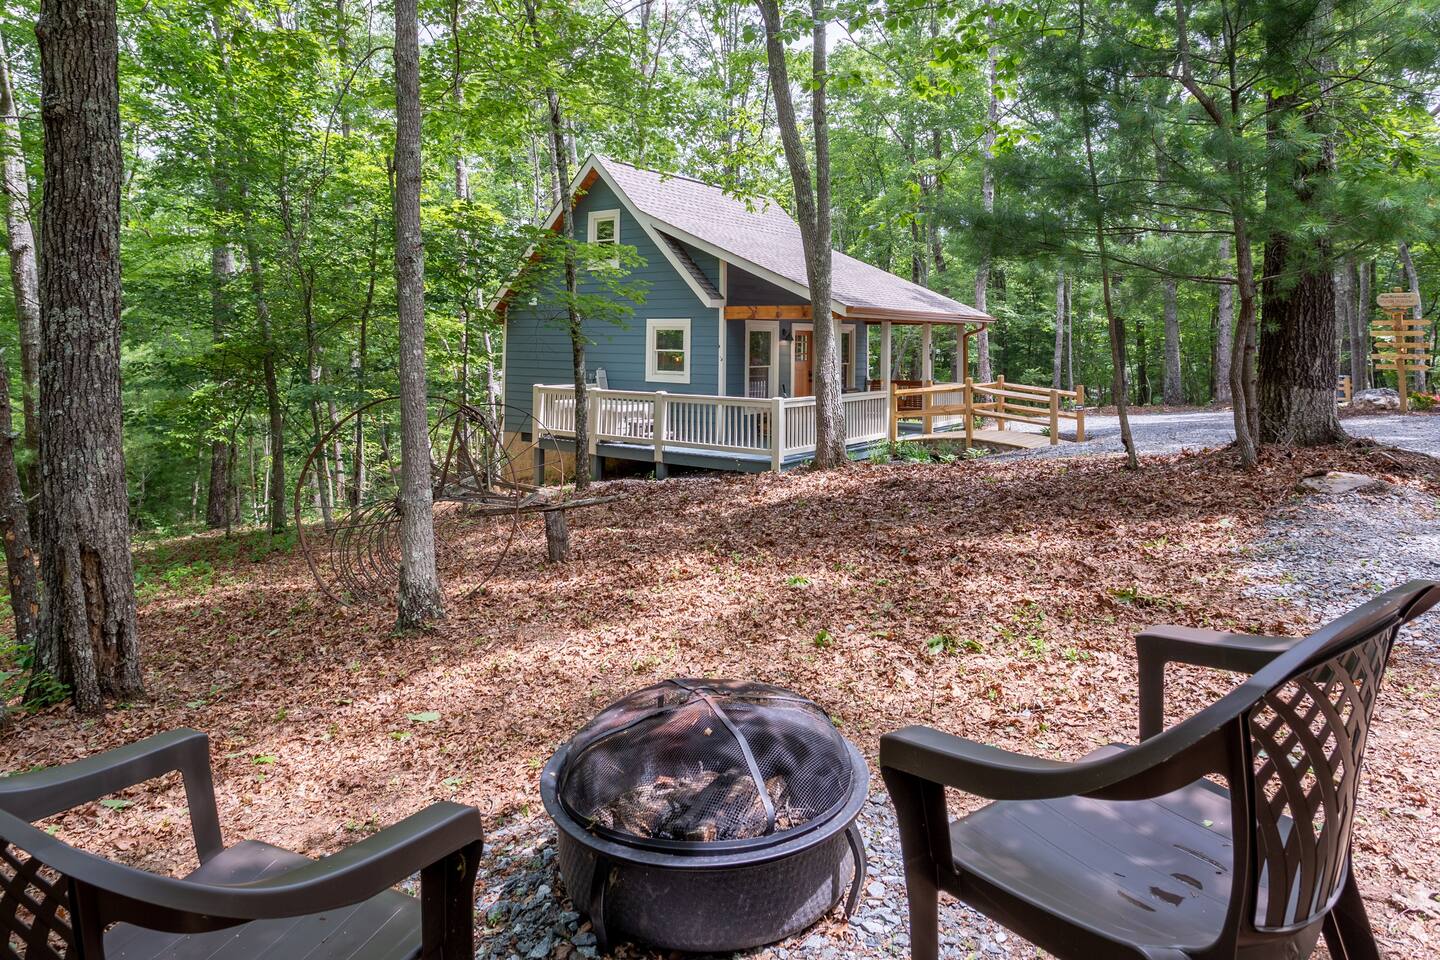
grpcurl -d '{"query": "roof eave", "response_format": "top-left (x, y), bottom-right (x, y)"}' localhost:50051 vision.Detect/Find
top-left (843, 306), bottom-right (993, 324)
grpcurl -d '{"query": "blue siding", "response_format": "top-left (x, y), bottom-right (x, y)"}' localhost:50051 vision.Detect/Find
top-left (726, 321), bottom-right (746, 396)
top-left (503, 178), bottom-right (720, 433)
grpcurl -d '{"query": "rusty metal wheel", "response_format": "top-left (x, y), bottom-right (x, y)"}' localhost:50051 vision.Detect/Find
top-left (295, 396), bottom-right (569, 606)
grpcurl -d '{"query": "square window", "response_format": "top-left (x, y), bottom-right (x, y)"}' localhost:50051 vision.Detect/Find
top-left (588, 210), bottom-right (620, 268)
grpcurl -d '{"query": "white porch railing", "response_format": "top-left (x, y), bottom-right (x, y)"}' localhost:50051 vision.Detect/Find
top-left (533, 385), bottom-right (890, 472)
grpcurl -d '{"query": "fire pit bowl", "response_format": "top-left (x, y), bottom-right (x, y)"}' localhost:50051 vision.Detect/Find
top-left (541, 679), bottom-right (869, 953)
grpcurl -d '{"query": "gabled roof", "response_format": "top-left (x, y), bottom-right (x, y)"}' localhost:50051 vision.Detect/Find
top-left (602, 158), bottom-right (990, 323)
top-left (494, 155), bottom-right (992, 325)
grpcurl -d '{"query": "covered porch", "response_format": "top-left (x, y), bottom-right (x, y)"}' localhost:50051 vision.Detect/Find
top-left (722, 304), bottom-right (985, 402)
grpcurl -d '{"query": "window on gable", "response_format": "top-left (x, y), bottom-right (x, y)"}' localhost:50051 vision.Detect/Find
top-left (646, 318), bottom-right (690, 383)
top-left (588, 210), bottom-right (620, 268)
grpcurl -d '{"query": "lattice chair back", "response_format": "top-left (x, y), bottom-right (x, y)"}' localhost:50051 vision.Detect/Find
top-left (0, 838), bottom-right (78, 958)
top-left (1246, 615), bottom-right (1396, 932)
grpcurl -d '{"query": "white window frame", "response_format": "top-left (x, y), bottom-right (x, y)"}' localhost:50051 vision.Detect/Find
top-left (588, 209), bottom-right (620, 268)
top-left (745, 320), bottom-right (780, 398)
top-left (646, 317), bottom-right (691, 384)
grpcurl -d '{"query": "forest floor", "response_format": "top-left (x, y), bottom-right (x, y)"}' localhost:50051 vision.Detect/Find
top-left (4, 428), bottom-right (1440, 959)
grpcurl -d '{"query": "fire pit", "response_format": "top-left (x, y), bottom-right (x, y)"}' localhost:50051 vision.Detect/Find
top-left (541, 679), bottom-right (869, 953)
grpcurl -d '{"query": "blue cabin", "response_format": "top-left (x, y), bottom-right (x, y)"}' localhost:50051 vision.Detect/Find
top-left (494, 156), bottom-right (993, 475)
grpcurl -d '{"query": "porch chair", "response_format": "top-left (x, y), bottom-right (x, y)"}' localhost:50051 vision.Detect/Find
top-left (881, 580), bottom-right (1439, 960)
top-left (0, 728), bottom-right (483, 959)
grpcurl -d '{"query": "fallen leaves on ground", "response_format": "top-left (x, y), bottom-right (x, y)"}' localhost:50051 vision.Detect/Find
top-left (3, 441), bottom-right (1438, 957)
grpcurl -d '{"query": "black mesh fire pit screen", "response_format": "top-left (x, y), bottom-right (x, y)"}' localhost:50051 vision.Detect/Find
top-left (560, 679), bottom-right (853, 847)
top-left (542, 679), bottom-right (869, 953)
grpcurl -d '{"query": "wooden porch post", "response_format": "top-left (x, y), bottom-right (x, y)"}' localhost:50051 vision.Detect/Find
top-left (921, 323), bottom-right (933, 384)
top-left (995, 374), bottom-right (1006, 431)
top-left (770, 395), bottom-right (785, 473)
top-left (963, 378), bottom-right (974, 449)
top-left (880, 320), bottom-right (892, 390)
top-left (653, 390), bottom-right (668, 467)
top-left (961, 328), bottom-right (972, 383)
top-left (887, 383), bottom-right (899, 443)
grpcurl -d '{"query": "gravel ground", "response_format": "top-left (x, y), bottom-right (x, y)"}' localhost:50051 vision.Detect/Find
top-left (473, 794), bottom-right (1013, 960)
top-left (1241, 480), bottom-right (1440, 651)
top-left (1014, 409), bottom-right (1440, 460)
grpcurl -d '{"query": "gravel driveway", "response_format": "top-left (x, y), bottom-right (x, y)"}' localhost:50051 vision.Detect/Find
top-left (1017, 409), bottom-right (1440, 460)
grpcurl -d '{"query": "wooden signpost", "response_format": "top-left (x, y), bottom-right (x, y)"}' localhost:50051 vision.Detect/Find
top-left (1372, 288), bottom-right (1429, 413)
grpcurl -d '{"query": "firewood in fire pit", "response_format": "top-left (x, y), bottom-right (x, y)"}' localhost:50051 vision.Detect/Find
top-left (594, 770), bottom-right (814, 842)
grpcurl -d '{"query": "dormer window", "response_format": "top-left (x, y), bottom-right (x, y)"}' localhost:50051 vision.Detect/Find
top-left (588, 209), bottom-right (620, 268)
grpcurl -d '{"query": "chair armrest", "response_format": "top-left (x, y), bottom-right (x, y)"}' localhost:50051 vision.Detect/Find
top-left (1135, 627), bottom-right (1298, 740)
top-left (0, 729), bottom-right (222, 861)
top-left (879, 722), bottom-right (1225, 804)
top-left (19, 800), bottom-right (483, 931)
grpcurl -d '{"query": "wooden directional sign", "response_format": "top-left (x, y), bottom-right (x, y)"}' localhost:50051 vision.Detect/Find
top-left (1370, 288), bottom-right (1429, 413)
top-left (1377, 291), bottom-right (1421, 309)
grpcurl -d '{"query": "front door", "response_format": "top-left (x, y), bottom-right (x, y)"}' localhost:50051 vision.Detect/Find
top-left (793, 330), bottom-right (813, 397)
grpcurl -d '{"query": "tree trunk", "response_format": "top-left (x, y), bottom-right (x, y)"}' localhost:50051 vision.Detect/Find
top-left (1215, 237), bottom-right (1234, 404)
top-left (1257, 13), bottom-right (1344, 446)
top-left (0, 36), bottom-right (41, 474)
top-left (1063, 275), bottom-right (1073, 390)
top-left (1397, 240), bottom-right (1425, 392)
top-left (1075, 28), bottom-right (1138, 468)
top-left (973, 16), bottom-right (998, 384)
top-left (393, 0), bottom-right (446, 627)
top-left (1259, 243), bottom-right (1344, 444)
top-left (34, 0), bottom-right (143, 712)
top-left (543, 509), bottom-right (570, 563)
top-left (303, 279), bottom-right (335, 532)
top-left (1134, 316), bottom-right (1150, 405)
top-left (238, 196), bottom-right (286, 533)
top-left (205, 185), bottom-right (236, 529)
top-left (1052, 268), bottom-right (1065, 389)
top-left (526, 4), bottom-right (590, 490)
top-left (1162, 278), bottom-right (1182, 405)
top-left (1173, 0), bottom-right (1256, 465)
top-left (757, 0), bottom-right (844, 466)
top-left (0, 350), bottom-right (39, 688)
top-left (1333, 260), bottom-right (1354, 396)
top-left (350, 218), bottom-right (379, 507)
top-left (1350, 260), bottom-right (1370, 389)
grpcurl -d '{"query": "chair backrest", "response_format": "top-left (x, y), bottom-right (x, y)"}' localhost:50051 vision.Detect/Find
top-left (1243, 581), bottom-right (1436, 933)
top-left (0, 833), bottom-right (79, 958)
top-left (595, 368), bottom-right (608, 390)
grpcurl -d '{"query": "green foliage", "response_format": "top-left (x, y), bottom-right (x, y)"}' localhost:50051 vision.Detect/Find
top-left (0, 636), bottom-right (66, 721)
top-left (925, 633), bottom-right (983, 656)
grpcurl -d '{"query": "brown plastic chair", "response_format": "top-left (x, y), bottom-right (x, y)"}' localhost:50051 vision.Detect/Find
top-left (882, 580), bottom-right (1440, 960)
top-left (0, 728), bottom-right (483, 959)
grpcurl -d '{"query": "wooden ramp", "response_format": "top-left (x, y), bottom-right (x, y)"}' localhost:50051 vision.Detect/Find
top-left (905, 429), bottom-right (1068, 451)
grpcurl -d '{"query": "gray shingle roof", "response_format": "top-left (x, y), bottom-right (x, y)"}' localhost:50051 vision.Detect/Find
top-left (600, 157), bottom-right (990, 323)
